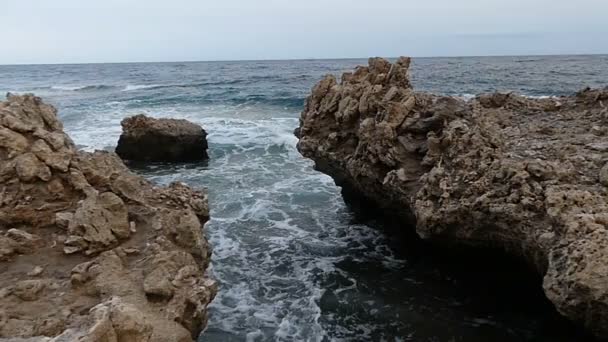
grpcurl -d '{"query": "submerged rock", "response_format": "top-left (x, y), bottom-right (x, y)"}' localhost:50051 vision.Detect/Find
top-left (0, 94), bottom-right (216, 341)
top-left (296, 57), bottom-right (608, 338)
top-left (116, 114), bottom-right (209, 162)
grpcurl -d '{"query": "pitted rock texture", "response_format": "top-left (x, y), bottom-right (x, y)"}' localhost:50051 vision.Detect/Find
top-left (116, 114), bottom-right (209, 162)
top-left (0, 94), bottom-right (217, 341)
top-left (297, 57), bottom-right (608, 338)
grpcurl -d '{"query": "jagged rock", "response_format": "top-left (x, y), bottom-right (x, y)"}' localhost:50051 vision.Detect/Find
top-left (0, 236), bottom-right (16, 261)
top-left (6, 229), bottom-right (44, 253)
top-left (600, 163), bottom-right (608, 186)
top-left (27, 266), bottom-right (44, 277)
top-left (67, 192), bottom-right (130, 254)
top-left (115, 114), bottom-right (209, 162)
top-left (54, 212), bottom-right (73, 229)
top-left (0, 94), bottom-right (216, 341)
top-left (14, 153), bottom-right (51, 182)
top-left (297, 57), bottom-right (608, 339)
top-left (11, 279), bottom-right (49, 301)
top-left (79, 298), bottom-right (153, 342)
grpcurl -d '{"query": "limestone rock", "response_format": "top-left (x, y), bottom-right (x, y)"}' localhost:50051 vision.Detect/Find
top-left (0, 94), bottom-right (216, 341)
top-left (600, 162), bottom-right (608, 186)
top-left (80, 298), bottom-right (153, 342)
top-left (11, 280), bottom-right (47, 301)
top-left (296, 57), bottom-right (608, 338)
top-left (115, 114), bottom-right (209, 162)
top-left (27, 266), bottom-right (44, 277)
top-left (14, 153), bottom-right (51, 182)
top-left (67, 192), bottom-right (130, 254)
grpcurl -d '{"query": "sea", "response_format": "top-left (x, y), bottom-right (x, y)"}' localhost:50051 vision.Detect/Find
top-left (1, 55), bottom-right (607, 342)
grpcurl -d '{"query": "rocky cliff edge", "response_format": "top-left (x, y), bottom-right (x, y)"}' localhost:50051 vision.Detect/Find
top-left (0, 94), bottom-right (217, 341)
top-left (297, 57), bottom-right (608, 338)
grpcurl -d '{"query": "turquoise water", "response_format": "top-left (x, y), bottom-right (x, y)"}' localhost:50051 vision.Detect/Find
top-left (1, 55), bottom-right (606, 341)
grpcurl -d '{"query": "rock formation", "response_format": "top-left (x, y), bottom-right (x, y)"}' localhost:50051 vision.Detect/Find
top-left (297, 57), bottom-right (608, 338)
top-left (116, 114), bottom-right (209, 162)
top-left (0, 94), bottom-right (216, 341)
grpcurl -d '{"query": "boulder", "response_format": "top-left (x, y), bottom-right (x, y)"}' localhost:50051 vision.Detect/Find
top-left (0, 94), bottom-right (216, 341)
top-left (115, 114), bottom-right (209, 162)
top-left (297, 57), bottom-right (608, 339)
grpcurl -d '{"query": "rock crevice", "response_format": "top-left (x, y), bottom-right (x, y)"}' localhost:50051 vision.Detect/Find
top-left (297, 57), bottom-right (608, 338)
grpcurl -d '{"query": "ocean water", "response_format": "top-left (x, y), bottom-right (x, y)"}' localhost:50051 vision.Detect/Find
top-left (1, 55), bottom-right (607, 341)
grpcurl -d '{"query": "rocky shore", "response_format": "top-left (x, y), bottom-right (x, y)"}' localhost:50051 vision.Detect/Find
top-left (297, 57), bottom-right (608, 338)
top-left (0, 94), bottom-right (216, 341)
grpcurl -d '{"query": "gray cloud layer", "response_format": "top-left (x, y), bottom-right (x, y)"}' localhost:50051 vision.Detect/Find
top-left (2, 0), bottom-right (607, 64)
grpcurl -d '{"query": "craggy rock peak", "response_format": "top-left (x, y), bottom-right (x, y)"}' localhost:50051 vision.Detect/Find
top-left (297, 57), bottom-right (608, 338)
top-left (116, 114), bottom-right (209, 162)
top-left (0, 94), bottom-right (217, 341)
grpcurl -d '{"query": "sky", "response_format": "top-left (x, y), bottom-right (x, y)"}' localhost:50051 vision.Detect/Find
top-left (1, 0), bottom-right (607, 64)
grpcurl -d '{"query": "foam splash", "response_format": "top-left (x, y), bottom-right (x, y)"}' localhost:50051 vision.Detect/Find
top-left (51, 85), bottom-right (89, 91)
top-left (122, 84), bottom-right (162, 91)
top-left (51, 84), bottom-right (117, 92)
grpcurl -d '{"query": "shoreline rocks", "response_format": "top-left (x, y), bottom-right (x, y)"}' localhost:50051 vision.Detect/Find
top-left (116, 114), bottom-right (209, 162)
top-left (0, 94), bottom-right (216, 341)
top-left (296, 57), bottom-right (608, 338)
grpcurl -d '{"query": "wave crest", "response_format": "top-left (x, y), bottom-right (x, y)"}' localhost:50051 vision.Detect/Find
top-left (51, 84), bottom-right (117, 92)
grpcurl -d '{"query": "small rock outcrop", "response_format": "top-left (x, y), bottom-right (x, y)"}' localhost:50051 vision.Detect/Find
top-left (116, 114), bottom-right (209, 162)
top-left (0, 94), bottom-right (216, 341)
top-left (297, 57), bottom-right (608, 338)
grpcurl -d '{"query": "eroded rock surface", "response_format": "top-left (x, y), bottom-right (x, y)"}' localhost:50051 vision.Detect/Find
top-left (116, 114), bottom-right (209, 162)
top-left (0, 94), bottom-right (217, 341)
top-left (297, 57), bottom-right (608, 338)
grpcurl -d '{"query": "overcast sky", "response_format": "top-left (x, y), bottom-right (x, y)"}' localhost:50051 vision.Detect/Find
top-left (2, 0), bottom-right (607, 64)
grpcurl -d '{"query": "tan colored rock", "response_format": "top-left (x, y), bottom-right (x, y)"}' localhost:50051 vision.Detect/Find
top-left (14, 153), bottom-right (51, 182)
top-left (67, 192), bottom-right (130, 254)
top-left (0, 94), bottom-right (216, 341)
top-left (12, 279), bottom-right (47, 301)
top-left (27, 266), bottom-right (44, 277)
top-left (0, 236), bottom-right (17, 261)
top-left (30, 139), bottom-right (72, 172)
top-left (297, 57), bottom-right (608, 338)
top-left (54, 212), bottom-right (73, 229)
top-left (6, 229), bottom-right (44, 253)
top-left (600, 162), bottom-right (608, 186)
top-left (78, 297), bottom-right (153, 342)
top-left (0, 127), bottom-right (29, 156)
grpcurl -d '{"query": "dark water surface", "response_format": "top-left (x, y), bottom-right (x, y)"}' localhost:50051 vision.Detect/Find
top-left (1, 55), bottom-right (606, 341)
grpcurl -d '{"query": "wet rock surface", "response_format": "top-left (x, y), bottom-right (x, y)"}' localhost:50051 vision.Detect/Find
top-left (116, 114), bottom-right (209, 162)
top-left (0, 94), bottom-right (216, 341)
top-left (297, 57), bottom-right (608, 338)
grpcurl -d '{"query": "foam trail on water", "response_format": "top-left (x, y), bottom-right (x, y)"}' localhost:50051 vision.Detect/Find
top-left (123, 84), bottom-right (162, 91)
top-left (51, 85), bottom-right (89, 91)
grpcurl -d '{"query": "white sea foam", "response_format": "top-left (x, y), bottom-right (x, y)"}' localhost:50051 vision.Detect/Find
top-left (454, 93), bottom-right (559, 102)
top-left (525, 95), bottom-right (558, 99)
top-left (51, 85), bottom-right (87, 91)
top-left (122, 84), bottom-right (161, 91)
top-left (457, 93), bottom-right (476, 101)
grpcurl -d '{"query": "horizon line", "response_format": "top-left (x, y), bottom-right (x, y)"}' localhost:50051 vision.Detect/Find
top-left (1, 52), bottom-right (606, 67)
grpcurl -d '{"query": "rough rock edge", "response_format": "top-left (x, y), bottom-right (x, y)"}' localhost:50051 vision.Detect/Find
top-left (296, 57), bottom-right (608, 338)
top-left (115, 114), bottom-right (209, 162)
top-left (0, 94), bottom-right (217, 341)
